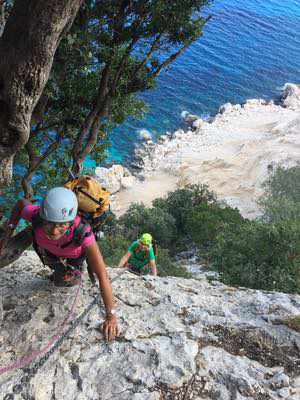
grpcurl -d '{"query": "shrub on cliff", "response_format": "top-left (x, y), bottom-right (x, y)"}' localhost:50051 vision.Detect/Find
top-left (117, 184), bottom-right (245, 253)
top-left (209, 165), bottom-right (300, 294)
top-left (259, 164), bottom-right (300, 223)
top-left (98, 235), bottom-right (131, 267)
top-left (153, 184), bottom-right (217, 234)
top-left (118, 203), bottom-right (177, 249)
top-left (156, 247), bottom-right (192, 278)
top-left (187, 203), bottom-right (244, 248)
top-left (98, 235), bottom-right (190, 278)
top-left (210, 220), bottom-right (300, 294)
top-left (264, 164), bottom-right (300, 203)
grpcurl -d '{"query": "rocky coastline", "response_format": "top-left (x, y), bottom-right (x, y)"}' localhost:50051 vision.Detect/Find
top-left (94, 83), bottom-right (300, 218)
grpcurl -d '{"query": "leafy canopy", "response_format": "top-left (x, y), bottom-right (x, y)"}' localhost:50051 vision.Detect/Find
top-left (0, 0), bottom-right (211, 209)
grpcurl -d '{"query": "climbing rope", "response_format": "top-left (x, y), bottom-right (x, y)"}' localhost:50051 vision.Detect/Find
top-left (0, 268), bottom-right (129, 378)
top-left (1, 267), bottom-right (163, 400)
top-left (0, 270), bottom-right (83, 376)
top-left (0, 266), bottom-right (159, 400)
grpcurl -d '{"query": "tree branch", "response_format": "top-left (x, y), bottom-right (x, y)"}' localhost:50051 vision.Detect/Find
top-left (133, 34), bottom-right (162, 77)
top-left (72, 61), bottom-right (112, 163)
top-left (22, 133), bottom-right (62, 198)
top-left (152, 42), bottom-right (191, 79)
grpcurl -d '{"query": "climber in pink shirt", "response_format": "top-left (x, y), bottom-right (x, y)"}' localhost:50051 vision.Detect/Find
top-left (0, 187), bottom-right (119, 341)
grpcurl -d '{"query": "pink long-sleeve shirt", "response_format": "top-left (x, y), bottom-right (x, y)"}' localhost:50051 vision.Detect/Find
top-left (20, 205), bottom-right (95, 258)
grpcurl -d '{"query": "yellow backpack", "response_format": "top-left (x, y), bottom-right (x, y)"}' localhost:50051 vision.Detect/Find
top-left (64, 175), bottom-right (110, 218)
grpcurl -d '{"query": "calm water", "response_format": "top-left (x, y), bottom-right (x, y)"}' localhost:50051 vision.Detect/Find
top-left (106, 0), bottom-right (300, 164)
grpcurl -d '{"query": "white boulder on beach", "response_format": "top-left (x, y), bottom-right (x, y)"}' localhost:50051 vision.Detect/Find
top-left (94, 164), bottom-right (137, 194)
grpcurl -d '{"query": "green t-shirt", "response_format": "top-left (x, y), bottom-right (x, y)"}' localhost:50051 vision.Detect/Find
top-left (128, 240), bottom-right (155, 270)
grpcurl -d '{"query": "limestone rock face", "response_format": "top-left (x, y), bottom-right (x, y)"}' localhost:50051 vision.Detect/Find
top-left (1, 251), bottom-right (300, 400)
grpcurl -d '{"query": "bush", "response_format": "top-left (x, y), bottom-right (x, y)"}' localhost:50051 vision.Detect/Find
top-left (210, 220), bottom-right (300, 294)
top-left (98, 234), bottom-right (190, 278)
top-left (259, 164), bottom-right (300, 223)
top-left (119, 203), bottom-right (177, 248)
top-left (260, 197), bottom-right (300, 224)
top-left (153, 184), bottom-right (217, 234)
top-left (187, 203), bottom-right (244, 248)
top-left (98, 235), bottom-right (131, 267)
top-left (263, 164), bottom-right (300, 202)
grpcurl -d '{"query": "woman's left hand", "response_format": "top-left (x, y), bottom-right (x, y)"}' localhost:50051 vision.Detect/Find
top-left (102, 315), bottom-right (119, 341)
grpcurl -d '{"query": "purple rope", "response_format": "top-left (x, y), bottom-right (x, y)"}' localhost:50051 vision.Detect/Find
top-left (0, 270), bottom-right (82, 375)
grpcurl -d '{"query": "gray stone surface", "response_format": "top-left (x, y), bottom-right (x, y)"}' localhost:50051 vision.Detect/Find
top-left (0, 251), bottom-right (300, 399)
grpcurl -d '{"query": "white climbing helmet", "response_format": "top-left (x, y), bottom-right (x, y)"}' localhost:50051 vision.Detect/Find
top-left (39, 187), bottom-right (78, 223)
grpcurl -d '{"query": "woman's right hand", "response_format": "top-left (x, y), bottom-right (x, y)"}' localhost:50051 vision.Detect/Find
top-left (102, 315), bottom-right (119, 341)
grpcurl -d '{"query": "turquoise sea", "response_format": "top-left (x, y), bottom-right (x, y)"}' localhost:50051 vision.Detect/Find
top-left (106, 0), bottom-right (300, 164)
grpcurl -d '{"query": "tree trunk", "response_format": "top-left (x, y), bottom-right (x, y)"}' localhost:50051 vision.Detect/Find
top-left (0, 0), bottom-right (83, 186)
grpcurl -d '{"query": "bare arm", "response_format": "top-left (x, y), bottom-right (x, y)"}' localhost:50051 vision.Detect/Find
top-left (86, 242), bottom-right (119, 341)
top-left (118, 251), bottom-right (131, 268)
top-left (149, 259), bottom-right (157, 276)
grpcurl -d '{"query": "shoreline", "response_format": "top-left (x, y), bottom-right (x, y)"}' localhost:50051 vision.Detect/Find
top-left (95, 83), bottom-right (300, 219)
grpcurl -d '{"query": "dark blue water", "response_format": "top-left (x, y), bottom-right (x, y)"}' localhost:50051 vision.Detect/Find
top-left (104, 0), bottom-right (300, 164)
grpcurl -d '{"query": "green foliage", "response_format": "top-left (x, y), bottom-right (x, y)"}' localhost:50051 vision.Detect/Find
top-left (3, 0), bottom-right (212, 204)
top-left (153, 184), bottom-right (217, 234)
top-left (208, 165), bottom-right (300, 294)
top-left (118, 184), bottom-right (227, 255)
top-left (259, 164), bottom-right (300, 223)
top-left (210, 220), bottom-right (300, 294)
top-left (119, 203), bottom-right (177, 248)
top-left (263, 164), bottom-right (300, 202)
top-left (98, 231), bottom-right (191, 278)
top-left (188, 203), bottom-right (244, 248)
top-left (98, 235), bottom-right (131, 267)
top-left (156, 247), bottom-right (192, 278)
top-left (100, 184), bottom-right (232, 279)
top-left (260, 197), bottom-right (300, 224)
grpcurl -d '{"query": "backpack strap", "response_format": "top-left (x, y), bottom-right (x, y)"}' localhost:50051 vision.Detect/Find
top-left (60, 221), bottom-right (92, 249)
top-left (134, 242), bottom-right (150, 256)
top-left (31, 213), bottom-right (91, 281)
top-left (31, 212), bottom-right (92, 250)
top-left (31, 212), bottom-right (43, 231)
top-left (76, 187), bottom-right (105, 208)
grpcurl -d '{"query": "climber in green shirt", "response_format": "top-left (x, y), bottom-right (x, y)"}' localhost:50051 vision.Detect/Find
top-left (118, 233), bottom-right (157, 276)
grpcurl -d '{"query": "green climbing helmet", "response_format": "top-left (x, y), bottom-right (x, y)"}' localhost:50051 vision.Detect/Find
top-left (140, 233), bottom-right (152, 246)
